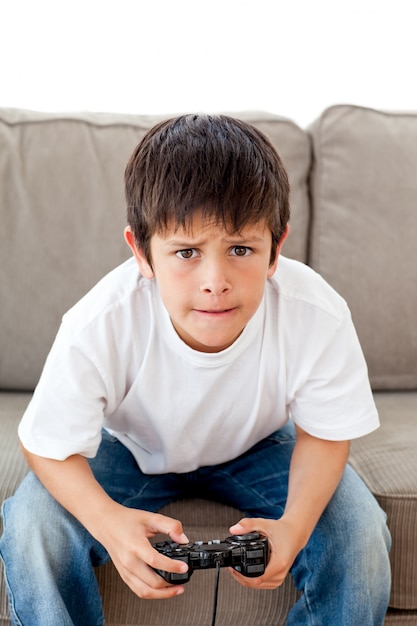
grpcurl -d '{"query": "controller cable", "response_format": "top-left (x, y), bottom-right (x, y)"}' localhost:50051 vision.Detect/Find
top-left (210, 559), bottom-right (221, 626)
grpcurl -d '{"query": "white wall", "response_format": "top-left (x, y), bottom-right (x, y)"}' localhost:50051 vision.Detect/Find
top-left (2, 0), bottom-right (417, 127)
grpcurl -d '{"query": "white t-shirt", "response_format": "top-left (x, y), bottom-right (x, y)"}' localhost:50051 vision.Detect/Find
top-left (18, 256), bottom-right (379, 474)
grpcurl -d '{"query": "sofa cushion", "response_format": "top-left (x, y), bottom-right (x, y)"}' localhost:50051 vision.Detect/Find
top-left (349, 391), bottom-right (417, 610)
top-left (350, 391), bottom-right (417, 609)
top-left (0, 108), bottom-right (311, 391)
top-left (309, 105), bottom-right (417, 390)
top-left (0, 393), bottom-right (30, 624)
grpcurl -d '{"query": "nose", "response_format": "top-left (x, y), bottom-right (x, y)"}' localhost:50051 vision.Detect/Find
top-left (200, 259), bottom-right (232, 295)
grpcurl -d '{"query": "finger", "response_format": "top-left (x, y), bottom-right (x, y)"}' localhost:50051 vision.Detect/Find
top-left (229, 517), bottom-right (264, 536)
top-left (228, 518), bottom-right (274, 562)
top-left (125, 568), bottom-right (186, 599)
top-left (229, 518), bottom-right (276, 554)
top-left (116, 551), bottom-right (187, 599)
top-left (146, 513), bottom-right (189, 544)
top-left (228, 568), bottom-right (284, 590)
top-left (137, 539), bottom-right (190, 575)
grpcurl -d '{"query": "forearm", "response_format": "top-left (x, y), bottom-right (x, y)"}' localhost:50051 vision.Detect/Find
top-left (282, 425), bottom-right (350, 548)
top-left (229, 425), bottom-right (351, 589)
top-left (21, 442), bottom-right (119, 542)
top-left (21, 442), bottom-right (189, 599)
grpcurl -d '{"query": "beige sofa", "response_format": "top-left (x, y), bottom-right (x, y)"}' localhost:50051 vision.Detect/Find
top-left (0, 105), bottom-right (416, 625)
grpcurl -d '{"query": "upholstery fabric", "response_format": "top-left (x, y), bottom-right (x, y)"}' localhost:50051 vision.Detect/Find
top-left (309, 105), bottom-right (417, 390)
top-left (349, 392), bottom-right (417, 609)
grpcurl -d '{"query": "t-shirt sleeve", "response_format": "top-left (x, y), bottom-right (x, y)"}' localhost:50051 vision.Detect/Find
top-left (288, 307), bottom-right (379, 441)
top-left (18, 324), bottom-right (108, 460)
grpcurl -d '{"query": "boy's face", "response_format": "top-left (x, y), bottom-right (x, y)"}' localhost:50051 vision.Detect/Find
top-left (125, 213), bottom-right (288, 353)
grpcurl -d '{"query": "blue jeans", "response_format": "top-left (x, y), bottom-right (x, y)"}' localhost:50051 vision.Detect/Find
top-left (0, 424), bottom-right (391, 625)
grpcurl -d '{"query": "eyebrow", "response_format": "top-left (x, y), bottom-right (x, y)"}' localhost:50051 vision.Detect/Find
top-left (162, 234), bottom-right (267, 248)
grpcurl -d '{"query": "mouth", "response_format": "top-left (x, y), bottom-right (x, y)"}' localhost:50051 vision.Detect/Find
top-left (194, 307), bottom-right (237, 316)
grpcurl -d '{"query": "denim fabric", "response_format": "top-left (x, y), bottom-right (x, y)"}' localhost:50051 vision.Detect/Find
top-left (0, 423), bottom-right (391, 625)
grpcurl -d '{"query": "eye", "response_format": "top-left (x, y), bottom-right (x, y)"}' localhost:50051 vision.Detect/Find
top-left (176, 248), bottom-right (198, 259)
top-left (230, 246), bottom-right (252, 257)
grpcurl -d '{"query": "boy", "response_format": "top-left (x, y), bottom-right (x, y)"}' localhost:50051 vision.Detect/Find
top-left (0, 114), bottom-right (391, 625)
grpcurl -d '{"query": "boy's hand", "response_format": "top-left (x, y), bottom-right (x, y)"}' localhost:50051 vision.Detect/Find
top-left (21, 449), bottom-right (190, 600)
top-left (227, 431), bottom-right (350, 590)
top-left (227, 517), bottom-right (302, 589)
top-left (98, 505), bottom-right (190, 599)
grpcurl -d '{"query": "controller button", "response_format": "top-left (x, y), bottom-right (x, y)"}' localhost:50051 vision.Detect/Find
top-left (170, 572), bottom-right (190, 581)
top-left (247, 548), bottom-right (264, 559)
top-left (234, 532), bottom-right (259, 541)
top-left (247, 564), bottom-right (265, 574)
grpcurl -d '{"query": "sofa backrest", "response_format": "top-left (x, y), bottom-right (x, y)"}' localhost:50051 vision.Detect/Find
top-left (0, 109), bottom-right (311, 391)
top-left (309, 105), bottom-right (417, 390)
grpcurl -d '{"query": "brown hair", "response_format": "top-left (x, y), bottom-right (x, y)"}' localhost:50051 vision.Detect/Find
top-left (125, 114), bottom-right (290, 264)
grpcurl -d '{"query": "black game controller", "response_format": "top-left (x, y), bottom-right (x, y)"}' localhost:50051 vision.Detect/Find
top-left (153, 531), bottom-right (269, 584)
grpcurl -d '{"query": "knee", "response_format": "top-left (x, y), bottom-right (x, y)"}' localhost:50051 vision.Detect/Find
top-left (325, 467), bottom-right (392, 579)
top-left (342, 500), bottom-right (392, 613)
top-left (346, 503), bottom-right (391, 583)
top-left (340, 469), bottom-right (391, 558)
top-left (1, 472), bottom-right (108, 572)
top-left (2, 473), bottom-right (72, 554)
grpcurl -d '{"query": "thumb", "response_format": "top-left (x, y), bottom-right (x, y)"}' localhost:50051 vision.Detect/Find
top-left (229, 517), bottom-right (261, 536)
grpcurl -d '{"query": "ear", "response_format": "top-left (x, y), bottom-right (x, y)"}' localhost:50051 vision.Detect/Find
top-left (124, 226), bottom-right (154, 279)
top-left (267, 224), bottom-right (290, 278)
